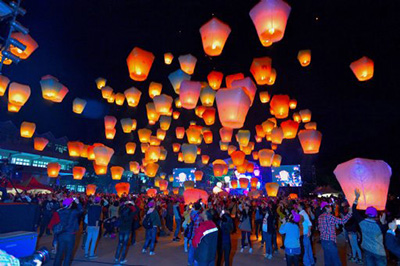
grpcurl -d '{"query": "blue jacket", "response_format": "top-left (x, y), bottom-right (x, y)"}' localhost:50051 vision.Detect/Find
top-left (385, 230), bottom-right (400, 259)
top-left (58, 204), bottom-right (82, 234)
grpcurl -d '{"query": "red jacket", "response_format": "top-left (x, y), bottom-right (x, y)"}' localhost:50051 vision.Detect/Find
top-left (192, 220), bottom-right (218, 248)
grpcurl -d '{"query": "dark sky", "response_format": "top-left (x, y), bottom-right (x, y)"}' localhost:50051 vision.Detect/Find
top-left (2, 0), bottom-right (400, 191)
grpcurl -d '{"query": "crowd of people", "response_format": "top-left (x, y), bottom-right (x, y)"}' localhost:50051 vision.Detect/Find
top-left (1, 187), bottom-right (400, 266)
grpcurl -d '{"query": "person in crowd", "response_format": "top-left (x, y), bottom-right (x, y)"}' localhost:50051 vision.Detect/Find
top-left (385, 219), bottom-right (400, 265)
top-left (239, 203), bottom-right (253, 253)
top-left (173, 199), bottom-right (182, 242)
top-left (279, 212), bottom-right (301, 266)
top-left (193, 209), bottom-right (219, 266)
top-left (262, 206), bottom-right (275, 259)
top-left (187, 201), bottom-right (204, 266)
top-left (142, 201), bottom-right (161, 255)
top-left (298, 202), bottom-right (315, 266)
top-left (130, 197), bottom-right (140, 246)
top-left (84, 196), bottom-right (102, 259)
top-left (343, 203), bottom-right (363, 264)
top-left (166, 199), bottom-right (174, 233)
top-left (39, 194), bottom-right (58, 237)
top-left (254, 204), bottom-right (264, 241)
top-left (182, 204), bottom-right (192, 253)
top-left (217, 209), bottom-right (234, 266)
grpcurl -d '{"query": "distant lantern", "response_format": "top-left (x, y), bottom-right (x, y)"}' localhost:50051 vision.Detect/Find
top-left (124, 87), bottom-right (142, 107)
top-left (237, 163), bottom-right (247, 174)
top-left (93, 146), bottom-right (114, 166)
top-left (203, 107), bottom-right (216, 125)
top-left (293, 112), bottom-right (301, 123)
top-left (172, 143), bottom-right (181, 152)
top-left (266, 68), bottom-right (277, 85)
top-left (164, 53), bottom-right (174, 65)
top-left (240, 142), bottom-right (254, 155)
top-left (8, 82), bottom-right (30, 106)
top-left (231, 150), bottom-right (245, 166)
top-left (178, 152), bottom-right (184, 162)
top-left (246, 162), bottom-right (255, 173)
top-left (51, 83), bottom-right (68, 103)
top-left (73, 166), bottom-right (86, 180)
top-left (159, 180), bottom-right (168, 191)
top-left (199, 17), bottom-right (231, 56)
top-left (262, 120), bottom-right (275, 134)
top-left (105, 128), bottom-right (116, 139)
top-left (153, 94), bottom-right (173, 115)
top-left (149, 136), bottom-right (161, 146)
top-left (203, 131), bottom-right (213, 144)
top-left (255, 125), bottom-right (265, 138)
top-left (102, 86), bottom-right (113, 99)
top-left (80, 145), bottom-right (89, 158)
top-left (194, 170), bottom-right (203, 182)
top-left (255, 135), bottom-right (262, 143)
top-left (232, 77), bottom-right (258, 105)
top-left (180, 80), bottom-right (201, 109)
top-left (175, 98), bottom-right (182, 108)
top-left (145, 145), bottom-right (161, 162)
top-left (252, 151), bottom-right (259, 160)
top-left (182, 144), bottom-right (197, 164)
top-left (183, 188), bottom-right (208, 205)
top-left (115, 182), bottom-right (130, 197)
top-left (145, 163), bottom-right (159, 177)
top-left (280, 120), bottom-right (299, 139)
top-left (126, 47), bottom-right (154, 81)
top-left (0, 74), bottom-right (10, 96)
top-left (213, 163), bottom-right (227, 177)
top-left (272, 154), bottom-right (282, 167)
top-left (149, 82), bottom-right (162, 99)
top-left (104, 116), bottom-right (117, 130)
top-left (239, 178), bottom-right (249, 189)
top-left (289, 99), bottom-right (297, 110)
top-left (265, 182), bottom-right (279, 197)
top-left (146, 103), bottom-right (160, 124)
top-left (304, 122), bottom-right (317, 130)
top-left (138, 128), bottom-right (152, 143)
top-left (168, 69), bottom-right (191, 95)
top-left (216, 87), bottom-right (251, 129)
top-left (350, 56), bottom-right (374, 81)
top-left (86, 184), bottom-right (97, 196)
top-left (219, 141), bottom-right (229, 151)
top-left (202, 155), bottom-right (210, 165)
top-left (249, 0), bottom-right (291, 46)
top-left (47, 162), bottom-right (61, 178)
top-left (120, 118), bottom-right (133, 133)
top-left (200, 86), bottom-right (216, 106)
top-left (172, 111), bottom-right (180, 120)
top-left (298, 129), bottom-right (322, 154)
top-left (299, 109), bottom-right (312, 123)
top-left (95, 77), bottom-right (107, 89)
top-left (204, 74), bottom-right (223, 96)
top-left (175, 127), bottom-right (185, 139)
top-left (219, 127), bottom-right (233, 143)
top-left (259, 149), bottom-right (274, 167)
top-left (271, 127), bottom-right (284, 144)
top-left (250, 57), bottom-right (272, 85)
top-left (93, 162), bottom-right (107, 175)
top-left (72, 98), bottom-right (87, 114)
top-left (270, 95), bottom-right (290, 119)
top-left (111, 166), bottom-right (124, 180)
top-left (225, 73), bottom-right (244, 88)
top-left (10, 32), bottom-right (38, 59)
top-left (195, 105), bottom-right (207, 118)
top-left (178, 54), bottom-right (197, 75)
top-left (298, 50), bottom-right (311, 67)
top-left (129, 161), bottom-right (140, 174)
top-left (158, 116), bottom-right (171, 131)
top-left (40, 76), bottom-right (62, 101)
top-left (231, 179), bottom-right (238, 189)
top-left (157, 129), bottom-right (166, 140)
top-left (236, 130), bottom-right (251, 146)
top-left (67, 141), bottom-right (84, 157)
top-left (250, 177), bottom-right (259, 188)
top-left (107, 94), bottom-right (115, 103)
top-left (34, 137), bottom-right (49, 151)
top-left (186, 127), bottom-right (202, 145)
top-left (125, 142), bottom-right (136, 154)
top-left (288, 193), bottom-right (298, 199)
top-left (115, 93), bottom-right (125, 106)
top-left (87, 143), bottom-right (103, 161)
top-left (147, 188), bottom-right (157, 197)
top-left (172, 187), bottom-right (179, 194)
top-left (20, 122), bottom-right (36, 138)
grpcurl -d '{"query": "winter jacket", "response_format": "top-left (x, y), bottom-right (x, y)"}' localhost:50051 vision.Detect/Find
top-left (385, 230), bottom-right (400, 259)
top-left (193, 220), bottom-right (218, 263)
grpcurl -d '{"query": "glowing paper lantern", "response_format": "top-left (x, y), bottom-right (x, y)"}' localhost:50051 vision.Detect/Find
top-left (203, 131), bottom-right (213, 144)
top-left (202, 155), bottom-right (210, 165)
top-left (280, 120), bottom-right (299, 139)
top-left (298, 129), bottom-right (322, 154)
top-left (195, 105), bottom-right (206, 118)
top-left (289, 99), bottom-right (297, 110)
top-left (93, 146), bottom-right (114, 166)
top-left (164, 53), bottom-right (173, 65)
top-left (105, 128), bottom-right (116, 139)
top-left (0, 75), bottom-right (10, 96)
top-left (231, 151), bottom-right (245, 166)
top-left (129, 161), bottom-right (140, 174)
top-left (93, 162), bottom-right (107, 175)
top-left (8, 82), bottom-right (30, 106)
top-left (199, 17), bottom-right (231, 56)
top-left (173, 111), bottom-right (180, 120)
top-left (47, 162), bottom-right (61, 178)
top-left (299, 109), bottom-right (312, 123)
top-left (255, 125), bottom-right (265, 138)
top-left (40, 76), bottom-right (62, 101)
top-left (172, 187), bottom-right (179, 195)
top-left (334, 158), bottom-right (391, 210)
top-left (175, 98), bottom-right (182, 108)
top-left (138, 128), bottom-right (152, 143)
top-left (298, 50), bottom-right (311, 67)
top-left (183, 188), bottom-right (208, 205)
top-left (219, 127), bottom-right (233, 142)
top-left (160, 148), bottom-right (167, 161)
top-left (250, 57), bottom-right (272, 85)
top-left (236, 130), bottom-right (251, 146)
top-left (240, 142), bottom-right (254, 155)
top-left (178, 54), bottom-right (197, 75)
top-left (200, 86), bottom-right (216, 107)
top-left (10, 32), bottom-right (38, 59)
top-left (72, 98), bottom-right (87, 114)
top-left (288, 193), bottom-right (298, 200)
top-left (231, 77), bottom-right (258, 105)
top-left (305, 122), bottom-right (317, 130)
top-left (145, 163), bottom-right (159, 177)
top-left (219, 141), bottom-right (229, 151)
top-left (239, 178), bottom-right (249, 189)
top-left (67, 141), bottom-right (84, 157)
top-left (293, 112), bottom-right (301, 123)
top-left (249, 0), bottom-right (291, 46)
top-left (203, 107), bottom-right (216, 125)
top-left (119, 118), bottom-right (132, 133)
top-left (73, 167), bottom-right (86, 180)
top-left (252, 151), bottom-right (259, 160)
top-left (147, 188), bottom-right (157, 198)
top-left (34, 137), bottom-right (49, 151)
top-left (206, 71), bottom-right (223, 91)
top-left (266, 68), bottom-right (277, 85)
top-left (158, 116), bottom-right (171, 131)
top-left (186, 127), bottom-right (202, 145)
top-left (270, 95), bottom-right (290, 119)
top-left (145, 145), bottom-right (161, 162)
top-left (146, 103), bottom-right (160, 124)
top-left (159, 180), bottom-right (168, 191)
top-left (110, 166), bottom-right (124, 180)
top-left (180, 80), bottom-right (201, 109)
top-left (157, 129), bottom-right (166, 141)
top-left (149, 82), bottom-right (162, 99)
top-left (95, 77), bottom-right (107, 89)
top-left (20, 122), bottom-right (35, 138)
top-left (113, 93), bottom-right (124, 106)
top-left (265, 182), bottom-right (279, 197)
top-left (153, 94), bottom-right (172, 115)
top-left (216, 87), bottom-right (251, 129)
top-left (86, 184), bottom-right (97, 196)
top-left (178, 152), bottom-right (184, 162)
top-left (104, 116), bottom-right (117, 130)
top-left (225, 73), bottom-right (244, 88)
top-left (172, 143), bottom-right (181, 152)
top-left (213, 163), bottom-right (228, 177)
top-left (87, 143), bottom-right (103, 161)
top-left (102, 86), bottom-right (113, 99)
top-left (126, 47), bottom-right (154, 81)
top-left (271, 127), bottom-right (284, 144)
top-left (125, 142), bottom-right (136, 154)
top-left (169, 69), bottom-right (191, 94)
top-left (259, 149), bottom-right (274, 167)
top-left (115, 182), bottom-right (130, 197)
top-left (124, 87), bottom-right (142, 107)
top-left (176, 127), bottom-right (185, 139)
top-left (250, 177), bottom-right (259, 188)
top-left (350, 56), bottom-right (374, 81)
top-left (272, 154), bottom-right (282, 167)
top-left (194, 170), bottom-right (203, 181)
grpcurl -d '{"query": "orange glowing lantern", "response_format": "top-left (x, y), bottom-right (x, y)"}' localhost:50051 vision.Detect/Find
top-left (87, 143), bottom-right (103, 161)
top-left (72, 98), bottom-right (87, 114)
top-left (289, 99), bottom-right (297, 109)
top-left (236, 130), bottom-right (251, 146)
top-left (237, 163), bottom-right (247, 174)
top-left (125, 142), bottom-right (136, 154)
top-left (104, 116), bottom-right (117, 130)
top-left (145, 145), bottom-right (161, 162)
top-left (178, 54), bottom-right (197, 75)
top-left (149, 82), bottom-right (162, 99)
top-left (120, 118), bottom-right (133, 133)
top-left (207, 71), bottom-right (223, 90)
top-left (231, 151), bottom-right (245, 166)
top-left (169, 70), bottom-right (191, 95)
top-left (129, 161), bottom-right (140, 174)
top-left (114, 93), bottom-right (125, 106)
top-left (34, 137), bottom-right (49, 151)
top-left (216, 87), bottom-right (251, 129)
top-left (250, 177), bottom-right (259, 188)
top-left (115, 182), bottom-right (130, 197)
top-left (265, 182), bottom-right (279, 197)
top-left (219, 127), bottom-right (233, 142)
top-left (102, 86), bottom-right (113, 99)
top-left (93, 146), bottom-right (114, 166)
top-left (126, 47), bottom-right (154, 81)
top-left (195, 105), bottom-right (206, 118)
top-left (95, 77), bottom-right (107, 89)
top-left (225, 73), bottom-right (244, 88)
top-left (173, 187), bottom-right (179, 195)
top-left (202, 107), bottom-right (216, 125)
top-left (272, 154), bottom-right (282, 167)
top-left (266, 68), bottom-right (276, 85)
top-left (182, 144), bottom-right (197, 164)
top-left (107, 94), bottom-right (115, 104)
top-left (159, 180), bottom-right (168, 191)
top-left (177, 152), bottom-right (184, 162)
top-left (199, 17), bottom-right (231, 56)
top-left (159, 116), bottom-right (171, 131)
top-left (110, 166), bottom-right (124, 180)
top-left (255, 125), bottom-right (266, 138)
top-left (105, 128), bottom-right (116, 140)
top-left (124, 87), bottom-right (142, 107)
top-left (271, 127), bottom-right (284, 144)
top-left (39, 76), bottom-right (62, 101)
top-left (231, 77), bottom-right (258, 105)
top-left (298, 129), bottom-right (322, 154)
top-left (138, 128), bottom-right (152, 143)
top-left (259, 149), bottom-right (274, 167)
top-left (255, 135), bottom-right (262, 143)
top-left (350, 56), bottom-right (374, 81)
top-left (293, 112), bottom-right (301, 123)
top-left (176, 127), bottom-right (185, 139)
top-left (153, 94), bottom-right (173, 115)
top-left (240, 142), bottom-right (254, 155)
top-left (180, 80), bottom-right (201, 109)
top-left (252, 151), bottom-right (259, 160)
top-left (249, 0), bottom-right (291, 46)
top-left (10, 32), bottom-right (38, 59)
top-left (270, 95), bottom-right (290, 119)
top-left (80, 145), bottom-right (89, 158)
top-left (299, 109), bottom-right (312, 123)
top-left (202, 155), bottom-right (210, 165)
top-left (67, 141), bottom-right (84, 157)
top-left (246, 162), bottom-right (255, 173)
top-left (239, 178), bottom-right (249, 189)
top-left (86, 184), bottom-right (97, 196)
top-left (183, 188), bottom-right (208, 205)
top-left (172, 143), bottom-right (181, 153)
top-left (157, 129), bottom-right (166, 141)
top-left (20, 122), bottom-right (35, 138)
top-left (164, 53), bottom-right (173, 65)
top-left (288, 193), bottom-right (298, 200)
top-left (298, 50), bottom-right (311, 67)
top-left (304, 122), bottom-right (317, 130)
top-left (186, 127), bottom-right (202, 145)
top-left (219, 141), bottom-right (229, 151)
top-left (280, 120), bottom-right (299, 139)
top-left (250, 57), bottom-right (272, 85)
top-left (145, 163), bottom-right (159, 177)
top-left (0, 74), bottom-right (10, 96)
top-left (93, 162), bottom-right (107, 175)
top-left (259, 91), bottom-right (270, 103)
top-left (213, 163), bottom-right (227, 177)
top-left (203, 131), bottom-right (213, 144)
top-left (47, 162), bottom-right (61, 178)
top-left (194, 170), bottom-right (204, 182)
top-left (200, 86), bottom-right (216, 107)
top-left (8, 82), bottom-right (30, 106)
top-left (271, 143), bottom-right (278, 150)
top-left (147, 188), bottom-right (157, 197)
top-left (173, 111), bottom-right (180, 120)
top-left (73, 166), bottom-right (86, 180)
top-left (146, 103), bottom-right (160, 124)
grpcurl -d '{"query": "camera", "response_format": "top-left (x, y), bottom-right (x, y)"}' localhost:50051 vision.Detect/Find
top-left (19, 247), bottom-right (50, 266)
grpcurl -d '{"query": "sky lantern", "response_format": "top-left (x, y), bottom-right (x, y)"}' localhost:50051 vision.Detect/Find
top-left (159, 180), bottom-right (168, 191)
top-left (93, 146), bottom-right (114, 166)
top-left (259, 149), bottom-right (275, 167)
top-left (249, 0), bottom-right (291, 46)
top-left (67, 141), bottom-right (84, 157)
top-left (213, 163), bottom-right (227, 177)
top-left (20, 122), bottom-right (36, 138)
top-left (0, 75), bottom-right (10, 96)
top-left (138, 128), bottom-right (152, 143)
top-left (246, 162), bottom-right (255, 173)
top-left (216, 87), bottom-right (251, 129)
top-left (240, 142), bottom-right (254, 155)
top-left (114, 93), bottom-right (125, 106)
top-left (350, 56), bottom-right (374, 81)
top-left (237, 163), bottom-right (247, 174)
top-left (203, 131), bottom-right (213, 144)
top-left (10, 32), bottom-right (38, 59)
top-left (199, 17), bottom-right (231, 56)
top-left (159, 147), bottom-right (168, 160)
top-left (250, 177), bottom-right (259, 188)
top-left (178, 54), bottom-right (197, 75)
top-left (236, 130), bottom-right (251, 146)
top-left (201, 155), bottom-right (210, 165)
top-left (219, 127), bottom-right (233, 142)
top-left (168, 69), bottom-right (191, 95)
top-left (80, 145), bottom-right (89, 158)
top-left (226, 145), bottom-right (236, 155)
top-left (252, 151), bottom-right (259, 160)
top-left (124, 87), bottom-right (142, 107)
top-left (271, 127), bottom-right (284, 144)
top-left (47, 162), bottom-right (61, 178)
top-left (111, 166), bottom-right (124, 180)
top-left (107, 93), bottom-right (115, 104)
top-left (239, 178), bottom-right (249, 189)
top-left (174, 98), bottom-right (182, 108)
top-left (298, 50), bottom-right (311, 67)
top-left (225, 73), bottom-right (244, 88)
top-left (180, 80), bottom-right (201, 109)
top-left (195, 105), bottom-right (207, 118)
top-left (289, 99), bottom-right (297, 109)
top-left (182, 144), bottom-right (197, 163)
top-left (293, 112), bottom-right (301, 123)
top-left (126, 47), bottom-right (154, 81)
top-left (86, 184), bottom-right (97, 196)
top-left (250, 57), bottom-right (272, 85)
top-left (87, 143), bottom-right (103, 161)
top-left (194, 170), bottom-right (204, 182)
top-left (203, 107), bottom-right (216, 125)
top-left (153, 94), bottom-right (173, 115)
top-left (147, 188), bottom-right (157, 197)
top-left (270, 95), bottom-right (290, 119)
top-left (157, 129), bottom-right (166, 140)
top-left (231, 150), bottom-right (246, 166)
top-left (158, 116), bottom-right (171, 131)
top-left (164, 52), bottom-right (173, 65)
top-left (140, 143), bottom-right (149, 153)
top-left (266, 68), bottom-right (276, 85)
top-left (178, 152), bottom-right (184, 162)
top-left (172, 143), bottom-right (181, 152)
top-left (120, 118), bottom-right (133, 133)
top-left (145, 145), bottom-right (161, 162)
top-left (255, 125), bottom-right (266, 138)
top-left (104, 116), bottom-right (117, 130)
top-left (145, 163), bottom-right (159, 177)
top-left (186, 127), bottom-right (202, 144)
top-left (305, 122), bottom-right (317, 130)
top-left (149, 136), bottom-right (161, 146)
top-left (146, 103), bottom-right (160, 124)
top-left (8, 82), bottom-right (31, 107)
top-left (231, 179), bottom-right (238, 189)
top-left (232, 77), bottom-right (258, 105)
top-left (255, 135), bottom-right (262, 143)
top-left (105, 128), bottom-right (116, 139)
top-left (129, 161), bottom-right (140, 174)
top-left (272, 154), bottom-right (282, 167)
top-left (115, 182), bottom-right (130, 197)
top-left (334, 158), bottom-right (391, 210)
top-left (207, 71), bottom-right (224, 90)
top-left (265, 182), bottom-right (279, 197)
top-left (125, 142), bottom-right (136, 154)
top-left (149, 82), bottom-right (162, 99)
top-left (72, 98), bottom-right (87, 114)
top-left (101, 86), bottom-right (113, 99)
top-left (34, 137), bottom-right (49, 151)
top-left (40, 76), bottom-right (62, 101)
top-left (73, 166), bottom-right (86, 180)
top-left (93, 163), bottom-right (107, 175)
top-left (176, 127), bottom-right (185, 139)
top-left (172, 111), bottom-right (180, 120)
top-left (219, 141), bottom-right (229, 151)
top-left (51, 83), bottom-right (68, 103)
top-left (95, 77), bottom-right (107, 89)
top-left (281, 120), bottom-right (299, 139)
top-left (200, 86), bottom-right (216, 106)
top-left (298, 129), bottom-right (322, 154)
top-left (183, 188), bottom-right (208, 204)
top-left (299, 109), bottom-right (312, 123)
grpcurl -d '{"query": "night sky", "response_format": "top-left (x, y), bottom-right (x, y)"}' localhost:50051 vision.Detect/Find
top-left (2, 0), bottom-right (400, 192)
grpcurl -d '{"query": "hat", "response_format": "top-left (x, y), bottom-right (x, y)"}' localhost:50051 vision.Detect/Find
top-left (320, 201), bottom-right (329, 209)
top-left (63, 198), bottom-right (73, 207)
top-left (293, 213), bottom-right (301, 223)
top-left (365, 206), bottom-right (378, 217)
top-left (148, 201), bottom-right (155, 208)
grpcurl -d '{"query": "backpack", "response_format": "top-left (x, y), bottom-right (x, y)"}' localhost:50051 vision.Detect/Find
top-left (53, 209), bottom-right (71, 235)
top-left (142, 213), bottom-right (153, 229)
